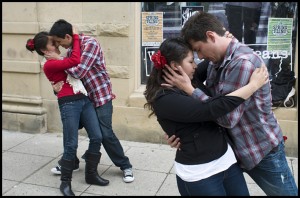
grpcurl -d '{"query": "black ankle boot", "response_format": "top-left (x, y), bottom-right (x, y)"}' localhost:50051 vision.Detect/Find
top-left (60, 158), bottom-right (75, 196)
top-left (60, 181), bottom-right (75, 196)
top-left (84, 151), bottom-right (109, 186)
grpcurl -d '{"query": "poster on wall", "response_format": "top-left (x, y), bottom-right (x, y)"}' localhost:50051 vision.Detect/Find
top-left (181, 6), bottom-right (204, 27)
top-left (144, 46), bottom-right (159, 77)
top-left (142, 12), bottom-right (163, 47)
top-left (267, 18), bottom-right (293, 54)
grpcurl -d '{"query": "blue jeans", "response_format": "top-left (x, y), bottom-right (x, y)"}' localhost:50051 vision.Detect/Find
top-left (176, 163), bottom-right (249, 196)
top-left (95, 100), bottom-right (132, 170)
top-left (244, 140), bottom-right (298, 196)
top-left (59, 97), bottom-right (103, 161)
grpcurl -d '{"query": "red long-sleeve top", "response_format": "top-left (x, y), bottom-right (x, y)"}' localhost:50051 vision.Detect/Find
top-left (43, 34), bottom-right (80, 98)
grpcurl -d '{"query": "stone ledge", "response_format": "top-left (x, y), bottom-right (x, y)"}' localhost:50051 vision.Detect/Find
top-left (273, 107), bottom-right (298, 121)
top-left (2, 22), bottom-right (39, 34)
top-left (2, 60), bottom-right (41, 74)
top-left (2, 112), bottom-right (47, 133)
top-left (128, 85), bottom-right (147, 108)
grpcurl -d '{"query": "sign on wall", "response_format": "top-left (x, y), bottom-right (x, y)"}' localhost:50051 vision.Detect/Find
top-left (144, 46), bottom-right (159, 77)
top-left (267, 18), bottom-right (293, 53)
top-left (181, 6), bottom-right (204, 27)
top-left (248, 43), bottom-right (292, 80)
top-left (142, 12), bottom-right (163, 47)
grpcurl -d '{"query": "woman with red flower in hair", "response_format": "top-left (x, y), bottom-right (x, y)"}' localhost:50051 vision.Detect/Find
top-left (144, 37), bottom-right (269, 196)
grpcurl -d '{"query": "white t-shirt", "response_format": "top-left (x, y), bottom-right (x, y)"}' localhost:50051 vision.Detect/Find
top-left (175, 144), bottom-right (237, 182)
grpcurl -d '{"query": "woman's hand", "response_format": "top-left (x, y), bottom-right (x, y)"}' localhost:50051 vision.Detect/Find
top-left (224, 30), bottom-right (234, 38)
top-left (161, 65), bottom-right (195, 95)
top-left (249, 63), bottom-right (269, 90)
top-left (72, 26), bottom-right (78, 35)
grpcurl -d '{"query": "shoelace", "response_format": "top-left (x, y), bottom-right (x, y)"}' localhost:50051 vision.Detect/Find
top-left (124, 169), bottom-right (133, 176)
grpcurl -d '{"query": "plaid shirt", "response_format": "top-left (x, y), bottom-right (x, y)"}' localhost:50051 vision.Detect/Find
top-left (192, 38), bottom-right (283, 170)
top-left (66, 34), bottom-right (115, 107)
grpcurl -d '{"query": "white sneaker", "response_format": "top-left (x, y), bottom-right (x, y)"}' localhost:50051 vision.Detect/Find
top-left (123, 168), bottom-right (134, 183)
top-left (50, 164), bottom-right (80, 175)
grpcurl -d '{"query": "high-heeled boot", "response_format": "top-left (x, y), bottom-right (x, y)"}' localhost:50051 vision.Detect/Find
top-left (60, 158), bottom-right (75, 196)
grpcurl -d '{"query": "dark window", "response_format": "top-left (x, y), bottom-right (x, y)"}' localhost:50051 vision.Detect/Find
top-left (140, 2), bottom-right (298, 104)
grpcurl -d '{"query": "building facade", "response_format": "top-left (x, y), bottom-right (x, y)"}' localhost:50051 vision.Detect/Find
top-left (2, 2), bottom-right (298, 156)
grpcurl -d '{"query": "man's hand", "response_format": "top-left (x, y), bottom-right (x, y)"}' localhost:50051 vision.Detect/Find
top-left (161, 65), bottom-right (195, 95)
top-left (164, 133), bottom-right (181, 150)
top-left (51, 81), bottom-right (64, 93)
top-left (44, 51), bottom-right (61, 60)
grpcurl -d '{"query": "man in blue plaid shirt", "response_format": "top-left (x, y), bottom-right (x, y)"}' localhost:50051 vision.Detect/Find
top-left (166, 11), bottom-right (298, 196)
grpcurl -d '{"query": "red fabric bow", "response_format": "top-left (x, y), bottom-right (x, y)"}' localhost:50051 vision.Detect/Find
top-left (27, 39), bottom-right (35, 50)
top-left (151, 50), bottom-right (167, 69)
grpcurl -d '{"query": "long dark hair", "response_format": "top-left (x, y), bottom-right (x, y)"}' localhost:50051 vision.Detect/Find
top-left (144, 37), bottom-right (191, 117)
top-left (25, 31), bottom-right (49, 56)
top-left (49, 19), bottom-right (73, 38)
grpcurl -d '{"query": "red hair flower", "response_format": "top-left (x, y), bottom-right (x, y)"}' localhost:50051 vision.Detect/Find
top-left (151, 50), bottom-right (167, 70)
top-left (283, 135), bottom-right (287, 142)
top-left (27, 39), bottom-right (35, 50)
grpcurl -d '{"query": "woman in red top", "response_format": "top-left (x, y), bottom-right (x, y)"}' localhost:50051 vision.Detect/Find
top-left (26, 28), bottom-right (109, 196)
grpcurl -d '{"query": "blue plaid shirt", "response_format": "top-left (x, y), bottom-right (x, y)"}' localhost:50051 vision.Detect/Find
top-left (192, 38), bottom-right (283, 170)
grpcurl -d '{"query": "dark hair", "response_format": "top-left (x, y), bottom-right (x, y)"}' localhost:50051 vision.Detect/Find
top-left (181, 11), bottom-right (225, 44)
top-left (49, 19), bottom-right (72, 38)
top-left (144, 37), bottom-right (191, 117)
top-left (25, 31), bottom-right (49, 56)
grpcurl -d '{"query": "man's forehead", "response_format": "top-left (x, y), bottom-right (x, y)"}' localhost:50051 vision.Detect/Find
top-left (52, 36), bottom-right (63, 41)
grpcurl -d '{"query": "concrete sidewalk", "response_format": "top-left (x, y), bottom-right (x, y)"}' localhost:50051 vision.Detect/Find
top-left (2, 129), bottom-right (298, 196)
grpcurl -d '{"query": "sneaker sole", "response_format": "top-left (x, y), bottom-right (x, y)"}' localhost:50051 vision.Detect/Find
top-left (123, 176), bottom-right (134, 183)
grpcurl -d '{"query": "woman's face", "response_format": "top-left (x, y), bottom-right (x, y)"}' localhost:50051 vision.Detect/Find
top-left (179, 51), bottom-right (197, 80)
top-left (46, 36), bottom-right (60, 54)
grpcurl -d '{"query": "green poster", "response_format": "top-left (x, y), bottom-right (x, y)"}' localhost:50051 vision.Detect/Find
top-left (267, 18), bottom-right (293, 53)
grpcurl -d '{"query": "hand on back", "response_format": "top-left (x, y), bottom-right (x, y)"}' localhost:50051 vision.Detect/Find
top-left (249, 63), bottom-right (269, 90)
top-left (164, 133), bottom-right (181, 150)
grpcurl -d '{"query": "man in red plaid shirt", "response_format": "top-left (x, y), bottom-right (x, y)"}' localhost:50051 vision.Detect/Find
top-left (50, 19), bottom-right (134, 183)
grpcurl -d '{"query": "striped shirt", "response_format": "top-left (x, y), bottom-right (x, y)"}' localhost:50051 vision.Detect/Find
top-left (66, 34), bottom-right (115, 107)
top-left (192, 38), bottom-right (283, 170)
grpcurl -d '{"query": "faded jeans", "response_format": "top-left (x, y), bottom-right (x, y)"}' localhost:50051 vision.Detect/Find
top-left (244, 140), bottom-right (298, 196)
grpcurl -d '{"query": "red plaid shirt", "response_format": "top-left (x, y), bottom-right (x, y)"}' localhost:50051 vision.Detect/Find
top-left (66, 34), bottom-right (115, 107)
top-left (192, 38), bottom-right (283, 170)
